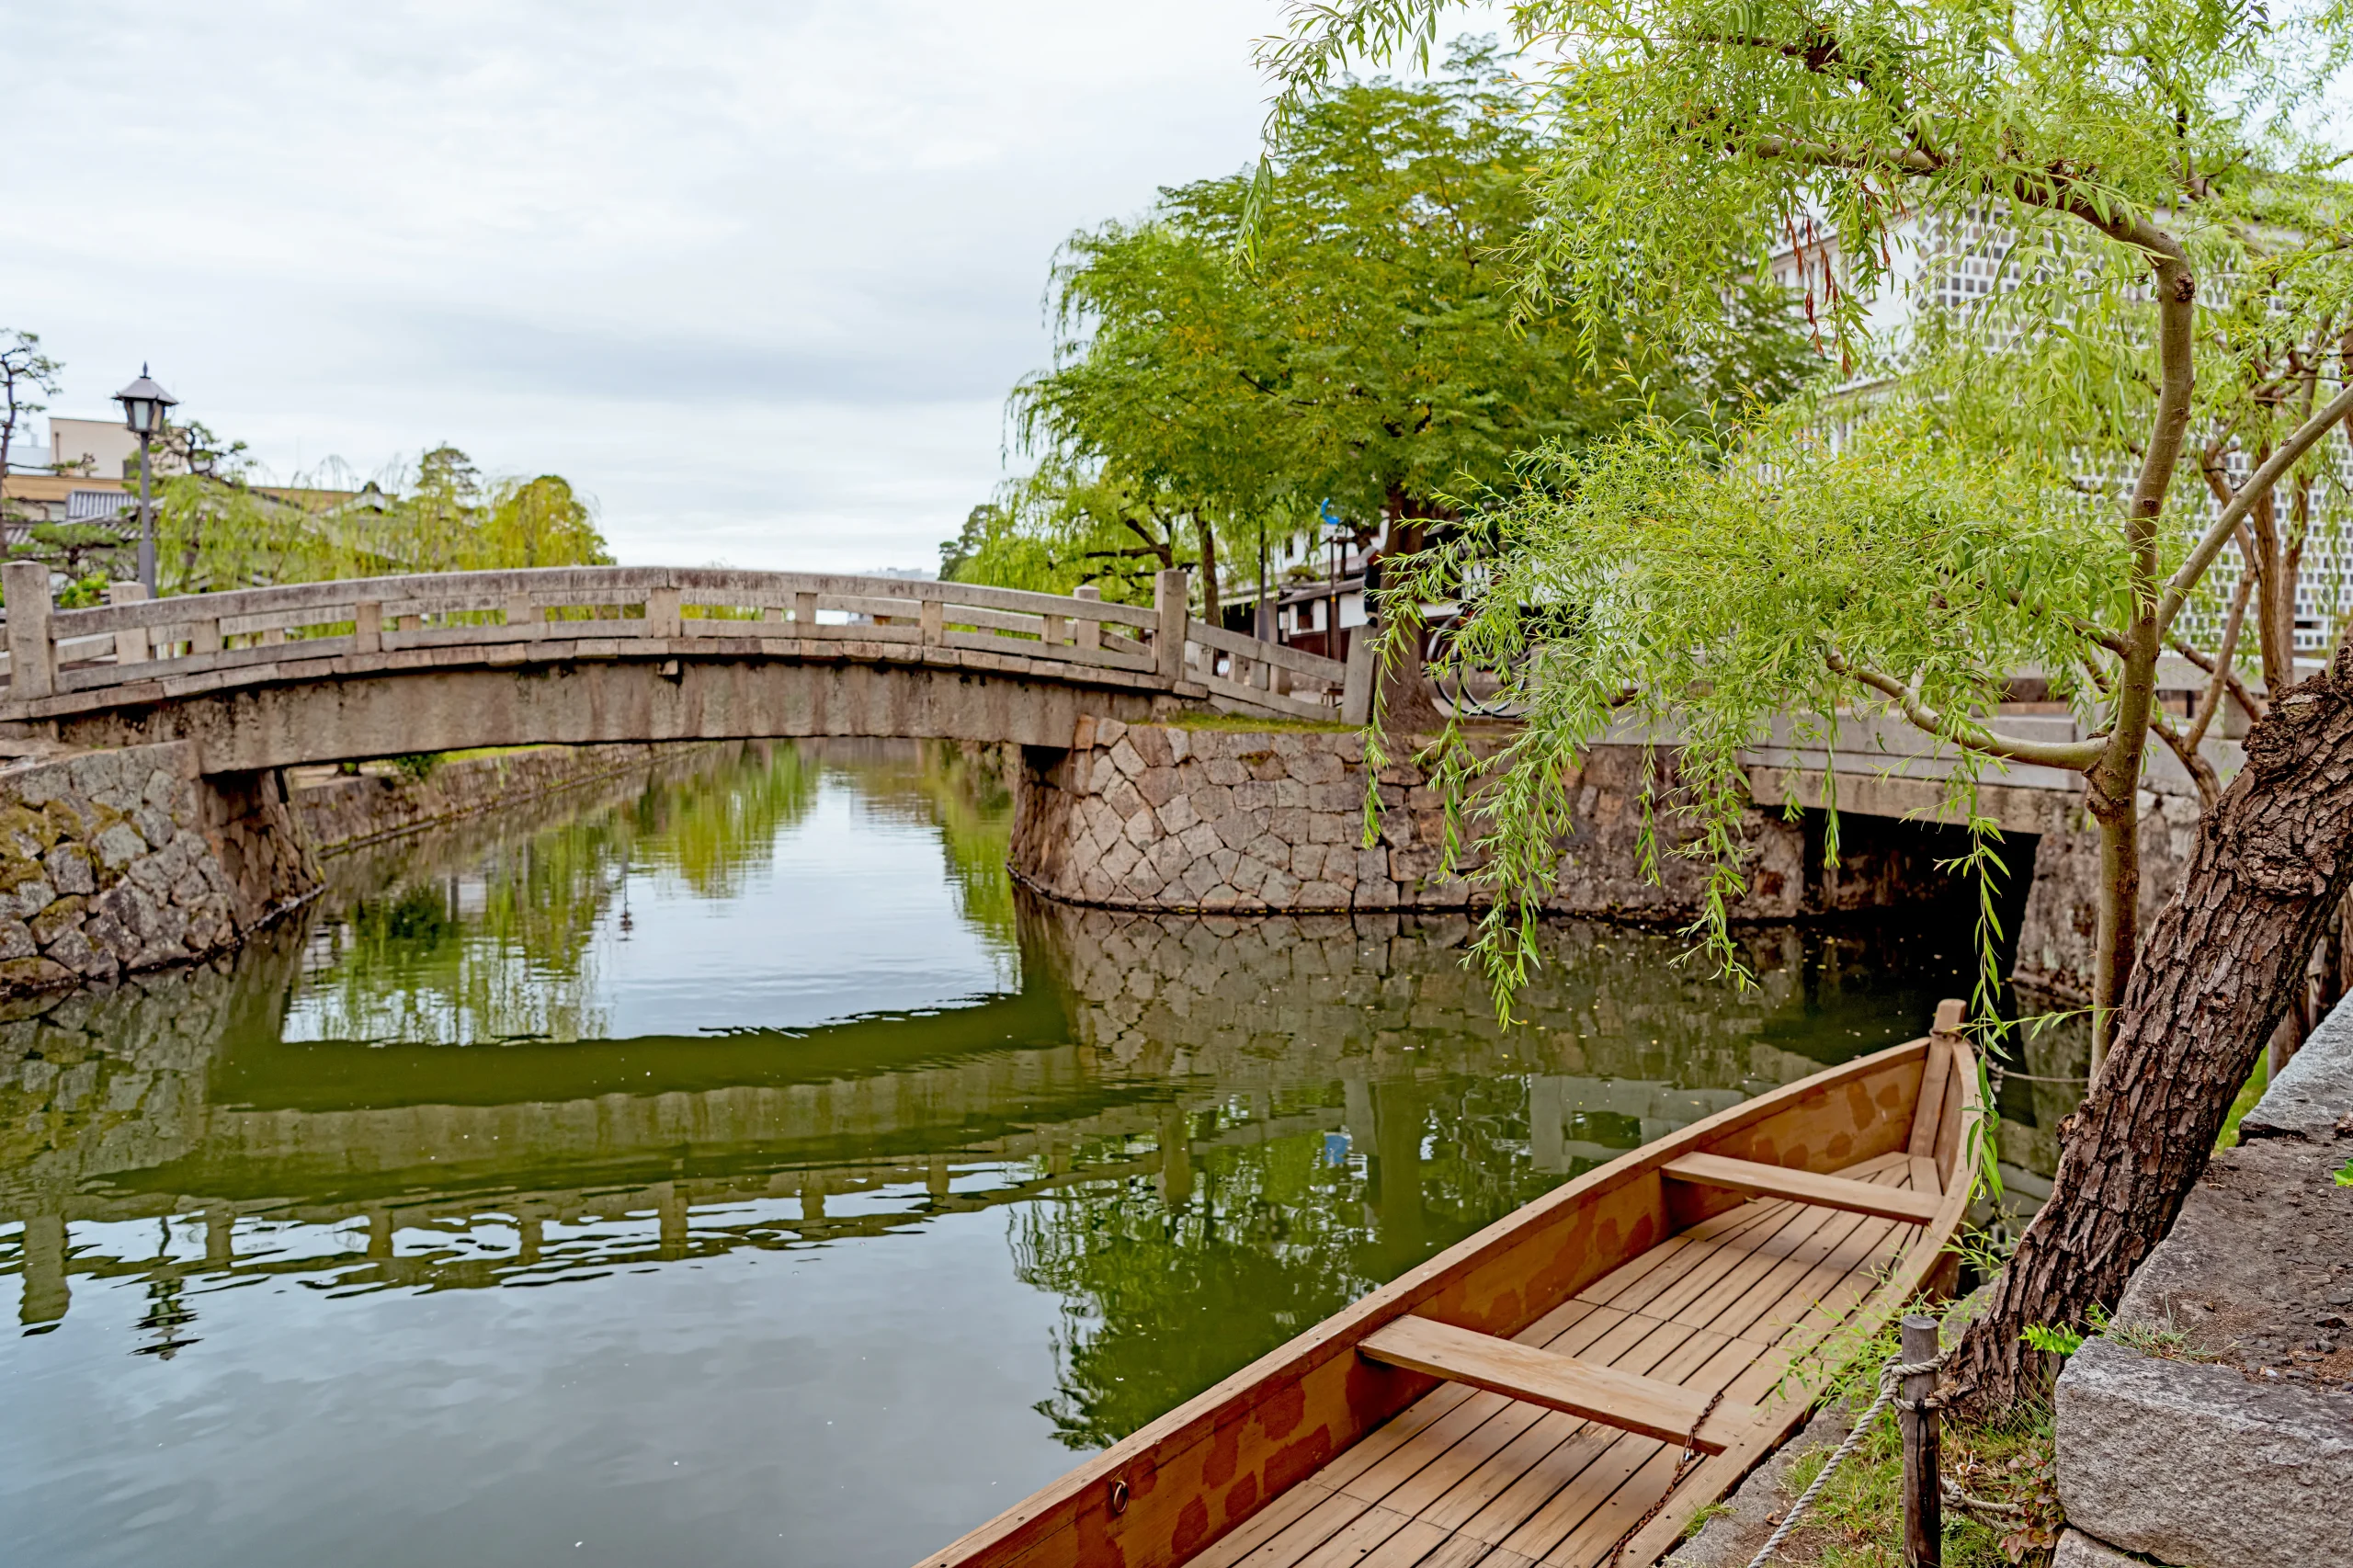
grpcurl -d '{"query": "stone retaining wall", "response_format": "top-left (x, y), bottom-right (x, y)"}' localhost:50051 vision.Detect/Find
top-left (0, 741), bottom-right (714, 1001)
top-left (292, 742), bottom-right (715, 856)
top-left (2053, 995), bottom-right (2353, 1566)
top-left (0, 742), bottom-right (317, 994)
top-left (1011, 718), bottom-right (1976, 923)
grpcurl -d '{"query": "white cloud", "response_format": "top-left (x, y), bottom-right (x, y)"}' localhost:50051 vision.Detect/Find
top-left (6, 0), bottom-right (1320, 570)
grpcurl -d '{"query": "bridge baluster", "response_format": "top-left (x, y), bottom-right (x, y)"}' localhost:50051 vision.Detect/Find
top-left (645, 587), bottom-right (680, 639)
top-left (352, 601), bottom-right (381, 655)
top-left (794, 591), bottom-right (817, 630)
top-left (506, 592), bottom-right (539, 637)
top-left (919, 598), bottom-right (943, 646)
top-left (107, 581), bottom-right (151, 665)
top-left (1073, 585), bottom-right (1101, 653)
top-left (3, 560), bottom-right (54, 699)
top-left (1154, 568), bottom-right (1188, 682)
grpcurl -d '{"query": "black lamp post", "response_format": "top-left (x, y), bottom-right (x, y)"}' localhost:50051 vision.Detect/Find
top-left (112, 366), bottom-right (178, 595)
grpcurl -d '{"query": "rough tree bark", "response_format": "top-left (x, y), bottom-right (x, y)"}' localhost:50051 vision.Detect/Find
top-left (1945, 642), bottom-right (2353, 1415)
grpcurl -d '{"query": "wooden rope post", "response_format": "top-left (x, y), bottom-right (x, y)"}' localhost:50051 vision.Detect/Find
top-left (1900, 1312), bottom-right (1941, 1566)
top-left (1154, 568), bottom-right (1188, 682)
top-left (3, 561), bottom-right (53, 698)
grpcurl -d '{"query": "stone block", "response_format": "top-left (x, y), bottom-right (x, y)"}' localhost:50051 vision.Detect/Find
top-left (28, 895), bottom-right (86, 947)
top-left (132, 803), bottom-right (176, 848)
top-left (142, 767), bottom-right (179, 809)
top-left (1165, 728), bottom-right (1190, 763)
top-left (0, 955), bottom-right (75, 993)
top-left (41, 926), bottom-right (116, 981)
top-left (0, 878), bottom-right (54, 923)
top-left (1122, 809), bottom-right (1158, 848)
top-left (93, 822), bottom-right (146, 870)
top-left (1273, 778), bottom-right (1308, 807)
top-left (2051, 1531), bottom-right (2146, 1568)
top-left (1108, 738), bottom-right (1146, 778)
top-left (1180, 859), bottom-right (1221, 901)
top-left (1155, 792), bottom-right (1199, 835)
top-left (0, 920), bottom-right (31, 961)
top-left (1307, 781), bottom-right (1358, 812)
top-left (2242, 999), bottom-right (2353, 1141)
top-left (1179, 822), bottom-right (1222, 858)
top-left (1093, 717), bottom-right (1127, 748)
top-left (1099, 838), bottom-right (1142, 880)
top-left (1136, 767), bottom-right (1180, 810)
top-left (1298, 881), bottom-right (1348, 907)
top-left (1231, 780), bottom-right (1276, 813)
top-left (1103, 779), bottom-right (1146, 821)
top-left (129, 855), bottom-right (176, 893)
top-left (1289, 749), bottom-right (1345, 785)
top-left (2056, 1338), bottom-right (2353, 1567)
top-left (1202, 758), bottom-right (1247, 787)
top-left (1260, 868), bottom-right (1299, 906)
top-left (43, 845), bottom-right (94, 897)
top-left (1129, 726), bottom-right (1174, 768)
top-left (1087, 754), bottom-right (1120, 794)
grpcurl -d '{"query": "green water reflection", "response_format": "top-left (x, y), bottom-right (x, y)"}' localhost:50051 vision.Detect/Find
top-left (0, 740), bottom-right (2027, 1568)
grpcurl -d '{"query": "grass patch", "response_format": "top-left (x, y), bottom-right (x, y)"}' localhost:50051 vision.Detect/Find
top-left (1158, 711), bottom-right (1357, 733)
top-left (1761, 1311), bottom-right (2064, 1565)
top-left (2217, 1051), bottom-right (2270, 1149)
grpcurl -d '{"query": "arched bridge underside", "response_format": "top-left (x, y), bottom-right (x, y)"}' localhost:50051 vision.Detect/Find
top-left (0, 564), bottom-right (1354, 774)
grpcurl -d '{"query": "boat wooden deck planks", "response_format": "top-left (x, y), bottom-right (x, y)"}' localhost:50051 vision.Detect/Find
top-left (1229, 1153), bottom-right (1930, 1568)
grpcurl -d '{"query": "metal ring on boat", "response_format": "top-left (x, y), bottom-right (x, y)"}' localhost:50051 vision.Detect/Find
top-left (1107, 1478), bottom-right (1130, 1516)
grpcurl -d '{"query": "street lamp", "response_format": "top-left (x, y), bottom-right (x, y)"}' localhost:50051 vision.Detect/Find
top-left (112, 365), bottom-right (178, 595)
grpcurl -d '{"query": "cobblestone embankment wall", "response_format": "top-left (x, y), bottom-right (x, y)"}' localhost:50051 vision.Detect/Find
top-left (0, 742), bottom-right (316, 994)
top-left (1010, 718), bottom-right (1975, 921)
top-left (0, 741), bottom-right (714, 1001)
top-left (291, 742), bottom-right (712, 856)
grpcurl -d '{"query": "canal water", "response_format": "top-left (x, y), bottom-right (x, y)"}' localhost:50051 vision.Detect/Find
top-left (1, 741), bottom-right (1997, 1568)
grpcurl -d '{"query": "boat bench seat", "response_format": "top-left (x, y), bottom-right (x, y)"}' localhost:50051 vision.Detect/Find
top-left (1662, 1152), bottom-right (1942, 1224)
top-left (1357, 1315), bottom-right (1761, 1454)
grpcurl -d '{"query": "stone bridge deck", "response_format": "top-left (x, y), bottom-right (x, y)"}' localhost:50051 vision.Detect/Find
top-left (0, 563), bottom-right (1357, 772)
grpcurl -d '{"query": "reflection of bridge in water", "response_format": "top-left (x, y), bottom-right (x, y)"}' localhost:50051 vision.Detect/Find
top-left (5, 849), bottom-right (2019, 1335)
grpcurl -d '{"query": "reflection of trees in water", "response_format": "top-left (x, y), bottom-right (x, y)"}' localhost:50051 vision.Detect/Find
top-left (293, 744), bottom-right (819, 1043)
top-left (800, 740), bottom-right (1021, 946)
top-left (630, 741), bottom-right (819, 898)
top-left (1007, 1071), bottom-right (1576, 1451)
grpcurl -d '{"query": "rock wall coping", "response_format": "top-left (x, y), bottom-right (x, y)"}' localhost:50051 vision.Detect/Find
top-left (2055, 992), bottom-right (2353, 1567)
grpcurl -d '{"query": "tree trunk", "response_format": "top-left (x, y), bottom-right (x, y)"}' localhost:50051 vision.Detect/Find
top-left (2085, 797), bottom-right (2140, 1081)
top-left (1944, 644), bottom-right (2353, 1416)
top-left (1194, 514), bottom-right (1222, 625)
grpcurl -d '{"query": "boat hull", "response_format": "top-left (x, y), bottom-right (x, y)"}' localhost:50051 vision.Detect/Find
top-left (917, 1024), bottom-right (1978, 1568)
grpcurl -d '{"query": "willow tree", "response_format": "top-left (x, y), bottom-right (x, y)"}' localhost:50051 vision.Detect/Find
top-left (1267, 0), bottom-right (2353, 1411)
top-left (1001, 43), bottom-right (1813, 620)
top-left (153, 445), bottom-right (611, 593)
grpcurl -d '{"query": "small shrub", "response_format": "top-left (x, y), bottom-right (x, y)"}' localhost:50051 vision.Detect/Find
top-left (391, 753), bottom-right (442, 783)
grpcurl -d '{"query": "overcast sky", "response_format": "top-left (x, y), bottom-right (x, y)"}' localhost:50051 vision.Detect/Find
top-left (5, 2), bottom-right (1494, 573)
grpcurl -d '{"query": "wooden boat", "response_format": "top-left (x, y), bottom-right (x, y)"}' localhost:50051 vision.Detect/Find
top-left (916, 1004), bottom-right (1981, 1568)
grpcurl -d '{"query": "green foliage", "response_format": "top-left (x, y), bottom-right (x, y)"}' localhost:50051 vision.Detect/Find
top-left (2218, 1052), bottom-right (2271, 1148)
top-left (2019, 1322), bottom-right (2084, 1357)
top-left (2335, 1157), bottom-right (2353, 1187)
top-left (1383, 404), bottom-right (2111, 1002)
top-left (1286, 0), bottom-right (2353, 1035)
top-left (391, 753), bottom-right (442, 784)
top-left (967, 41), bottom-right (1818, 595)
top-left (148, 447), bottom-right (612, 595)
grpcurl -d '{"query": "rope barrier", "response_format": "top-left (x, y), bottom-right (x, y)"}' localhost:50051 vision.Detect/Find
top-left (1736, 1350), bottom-right (1946, 1568)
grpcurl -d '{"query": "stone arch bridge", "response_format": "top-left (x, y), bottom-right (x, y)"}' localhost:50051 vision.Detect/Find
top-left (0, 562), bottom-right (1355, 770)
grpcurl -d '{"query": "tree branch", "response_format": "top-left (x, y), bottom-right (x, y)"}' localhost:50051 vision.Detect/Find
top-left (2161, 381), bottom-right (2353, 641)
top-left (1824, 652), bottom-right (2109, 768)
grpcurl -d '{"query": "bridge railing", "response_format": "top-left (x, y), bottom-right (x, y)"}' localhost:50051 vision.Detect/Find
top-left (0, 562), bottom-right (1354, 721)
